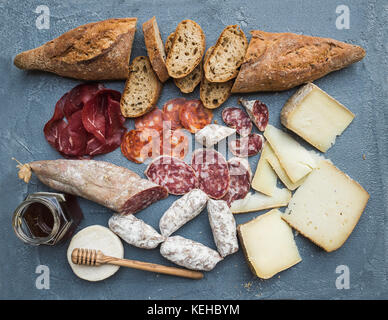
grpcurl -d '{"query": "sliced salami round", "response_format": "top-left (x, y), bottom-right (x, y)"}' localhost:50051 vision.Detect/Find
top-left (161, 129), bottom-right (190, 160)
top-left (221, 107), bottom-right (252, 137)
top-left (179, 99), bottom-right (213, 133)
top-left (134, 108), bottom-right (164, 132)
top-left (229, 133), bottom-right (263, 158)
top-left (239, 99), bottom-right (269, 131)
top-left (162, 98), bottom-right (186, 130)
top-left (121, 128), bottom-right (161, 163)
top-left (222, 157), bottom-right (252, 206)
top-left (191, 149), bottom-right (230, 199)
top-left (145, 156), bottom-right (198, 195)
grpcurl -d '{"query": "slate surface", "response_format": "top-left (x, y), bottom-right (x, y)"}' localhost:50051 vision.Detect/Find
top-left (0, 0), bottom-right (387, 300)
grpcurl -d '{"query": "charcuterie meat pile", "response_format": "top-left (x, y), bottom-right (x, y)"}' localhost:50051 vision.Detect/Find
top-left (44, 84), bottom-right (126, 158)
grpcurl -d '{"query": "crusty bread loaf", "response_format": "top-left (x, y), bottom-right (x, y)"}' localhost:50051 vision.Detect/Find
top-left (203, 25), bottom-right (247, 83)
top-left (232, 30), bottom-right (366, 93)
top-left (120, 56), bottom-right (162, 118)
top-left (14, 18), bottom-right (137, 80)
top-left (200, 46), bottom-right (233, 109)
top-left (143, 16), bottom-right (169, 83)
top-left (165, 32), bottom-right (202, 93)
top-left (165, 20), bottom-right (205, 79)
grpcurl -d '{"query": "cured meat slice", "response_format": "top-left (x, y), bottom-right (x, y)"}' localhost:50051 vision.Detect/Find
top-left (179, 99), bottom-right (213, 133)
top-left (239, 98), bottom-right (269, 131)
top-left (221, 107), bottom-right (252, 137)
top-left (145, 156), bottom-right (198, 195)
top-left (229, 133), bottom-right (264, 157)
top-left (191, 149), bottom-right (230, 199)
top-left (159, 189), bottom-right (208, 237)
top-left (161, 129), bottom-right (190, 159)
top-left (162, 98), bottom-right (186, 130)
top-left (195, 124), bottom-right (236, 148)
top-left (222, 157), bottom-right (252, 206)
top-left (207, 199), bottom-right (239, 257)
top-left (108, 214), bottom-right (165, 249)
top-left (121, 128), bottom-right (162, 164)
top-left (44, 83), bottom-right (125, 158)
top-left (17, 159), bottom-right (168, 215)
top-left (134, 108), bottom-right (164, 132)
top-left (160, 236), bottom-right (223, 271)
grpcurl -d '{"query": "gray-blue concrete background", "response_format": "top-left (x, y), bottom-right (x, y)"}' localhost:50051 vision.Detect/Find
top-left (0, 0), bottom-right (387, 300)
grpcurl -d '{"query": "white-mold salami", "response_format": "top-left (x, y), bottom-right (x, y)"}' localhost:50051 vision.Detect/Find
top-left (207, 199), bottom-right (239, 257)
top-left (195, 124), bottom-right (236, 148)
top-left (159, 189), bottom-right (208, 237)
top-left (222, 107), bottom-right (252, 137)
top-left (108, 214), bottom-right (165, 249)
top-left (191, 149), bottom-right (230, 199)
top-left (145, 156), bottom-right (198, 195)
top-left (160, 235), bottom-right (223, 271)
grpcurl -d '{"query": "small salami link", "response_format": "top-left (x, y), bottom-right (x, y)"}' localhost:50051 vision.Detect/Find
top-left (207, 199), bottom-right (239, 257)
top-left (159, 189), bottom-right (208, 237)
top-left (134, 108), bottom-right (164, 132)
top-left (162, 98), bottom-right (186, 130)
top-left (229, 133), bottom-right (264, 157)
top-left (109, 214), bottom-right (165, 249)
top-left (239, 98), bottom-right (269, 131)
top-left (222, 157), bottom-right (252, 206)
top-left (160, 235), bottom-right (223, 271)
top-left (179, 99), bottom-right (213, 133)
top-left (191, 149), bottom-right (230, 199)
top-left (145, 156), bottom-right (198, 195)
top-left (221, 107), bottom-right (252, 137)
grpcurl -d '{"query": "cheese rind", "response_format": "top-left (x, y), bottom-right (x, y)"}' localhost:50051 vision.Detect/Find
top-left (282, 160), bottom-right (370, 252)
top-left (230, 187), bottom-right (291, 214)
top-left (264, 125), bottom-right (316, 183)
top-left (281, 83), bottom-right (354, 152)
top-left (237, 209), bottom-right (302, 279)
top-left (251, 142), bottom-right (277, 196)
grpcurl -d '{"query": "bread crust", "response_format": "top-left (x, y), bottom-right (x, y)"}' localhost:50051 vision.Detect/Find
top-left (143, 16), bottom-right (169, 83)
top-left (231, 30), bottom-right (366, 93)
top-left (14, 18), bottom-right (137, 81)
top-left (165, 19), bottom-right (205, 79)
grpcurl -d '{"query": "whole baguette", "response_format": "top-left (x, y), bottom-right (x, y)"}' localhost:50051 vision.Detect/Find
top-left (232, 30), bottom-right (366, 93)
top-left (14, 18), bottom-right (137, 80)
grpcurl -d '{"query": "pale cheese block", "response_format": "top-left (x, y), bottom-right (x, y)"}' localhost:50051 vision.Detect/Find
top-left (282, 160), bottom-right (370, 252)
top-left (237, 209), bottom-right (302, 279)
top-left (230, 187), bottom-right (291, 214)
top-left (67, 225), bottom-right (124, 281)
top-left (195, 124), bottom-right (236, 147)
top-left (265, 143), bottom-right (306, 191)
top-left (281, 83), bottom-right (354, 152)
top-left (264, 125), bottom-right (316, 183)
top-left (251, 142), bottom-right (277, 196)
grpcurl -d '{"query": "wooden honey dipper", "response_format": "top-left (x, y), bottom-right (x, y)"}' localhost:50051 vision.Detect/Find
top-left (71, 248), bottom-right (204, 280)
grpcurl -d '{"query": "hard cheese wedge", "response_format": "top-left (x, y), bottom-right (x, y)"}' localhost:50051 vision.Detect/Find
top-left (237, 209), bottom-right (302, 279)
top-left (251, 142), bottom-right (277, 196)
top-left (264, 143), bottom-right (306, 191)
top-left (282, 160), bottom-right (370, 252)
top-left (264, 125), bottom-right (316, 183)
top-left (230, 187), bottom-right (291, 214)
top-left (281, 83), bottom-right (354, 152)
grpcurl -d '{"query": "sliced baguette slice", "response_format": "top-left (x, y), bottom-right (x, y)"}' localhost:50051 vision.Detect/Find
top-left (200, 46), bottom-right (233, 109)
top-left (165, 20), bottom-right (205, 79)
top-left (204, 25), bottom-right (248, 83)
top-left (238, 209), bottom-right (301, 279)
top-left (120, 56), bottom-right (162, 118)
top-left (230, 187), bottom-right (291, 214)
top-left (143, 16), bottom-right (169, 83)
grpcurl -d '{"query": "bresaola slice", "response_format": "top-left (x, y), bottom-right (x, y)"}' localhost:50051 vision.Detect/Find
top-left (44, 83), bottom-right (125, 158)
top-left (229, 133), bottom-right (264, 157)
top-left (222, 107), bottom-right (252, 137)
top-left (145, 156), bottom-right (198, 195)
top-left (239, 98), bottom-right (269, 131)
top-left (191, 149), bottom-right (230, 199)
